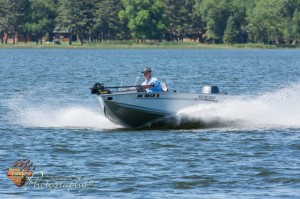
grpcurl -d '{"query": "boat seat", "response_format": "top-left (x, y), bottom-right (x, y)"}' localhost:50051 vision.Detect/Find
top-left (161, 82), bottom-right (168, 92)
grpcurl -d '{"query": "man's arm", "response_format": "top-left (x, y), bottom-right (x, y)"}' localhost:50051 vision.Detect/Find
top-left (143, 84), bottom-right (154, 89)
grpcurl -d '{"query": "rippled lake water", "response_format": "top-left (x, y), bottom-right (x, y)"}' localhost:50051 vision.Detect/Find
top-left (1, 49), bottom-right (300, 198)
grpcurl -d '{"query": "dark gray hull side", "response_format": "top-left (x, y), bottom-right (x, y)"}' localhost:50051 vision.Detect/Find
top-left (103, 101), bottom-right (169, 128)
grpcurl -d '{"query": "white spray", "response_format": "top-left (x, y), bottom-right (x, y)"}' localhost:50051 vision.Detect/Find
top-left (7, 84), bottom-right (300, 130)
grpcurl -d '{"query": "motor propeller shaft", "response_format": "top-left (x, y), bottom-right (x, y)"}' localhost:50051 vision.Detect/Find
top-left (91, 83), bottom-right (145, 94)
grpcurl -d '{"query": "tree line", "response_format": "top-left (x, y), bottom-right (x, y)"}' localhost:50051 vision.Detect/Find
top-left (0, 0), bottom-right (300, 45)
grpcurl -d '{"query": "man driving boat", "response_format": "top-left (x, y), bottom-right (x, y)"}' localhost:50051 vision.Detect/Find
top-left (141, 67), bottom-right (162, 92)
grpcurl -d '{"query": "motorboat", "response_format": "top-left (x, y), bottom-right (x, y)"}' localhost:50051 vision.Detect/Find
top-left (91, 83), bottom-right (229, 128)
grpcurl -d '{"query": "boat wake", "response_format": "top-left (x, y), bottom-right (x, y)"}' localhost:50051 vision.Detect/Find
top-left (6, 95), bottom-right (120, 130)
top-left (6, 83), bottom-right (300, 130)
top-left (173, 84), bottom-right (300, 130)
top-left (16, 106), bottom-right (120, 130)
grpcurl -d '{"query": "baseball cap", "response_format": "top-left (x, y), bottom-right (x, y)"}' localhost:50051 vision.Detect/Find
top-left (141, 67), bottom-right (151, 73)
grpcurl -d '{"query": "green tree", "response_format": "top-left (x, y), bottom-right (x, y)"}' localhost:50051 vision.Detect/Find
top-left (246, 0), bottom-right (287, 44)
top-left (163, 0), bottom-right (203, 41)
top-left (24, 0), bottom-right (57, 44)
top-left (0, 0), bottom-right (29, 44)
top-left (94, 0), bottom-right (129, 41)
top-left (119, 0), bottom-right (166, 42)
top-left (281, 0), bottom-right (300, 44)
top-left (223, 16), bottom-right (238, 44)
top-left (291, 9), bottom-right (300, 44)
top-left (195, 0), bottom-right (230, 43)
top-left (230, 0), bottom-right (249, 43)
top-left (56, 0), bottom-right (95, 45)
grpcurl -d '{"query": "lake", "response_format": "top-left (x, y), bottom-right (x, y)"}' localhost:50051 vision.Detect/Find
top-left (1, 49), bottom-right (300, 198)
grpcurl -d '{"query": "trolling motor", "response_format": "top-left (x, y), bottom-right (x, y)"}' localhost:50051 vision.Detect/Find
top-left (90, 83), bottom-right (111, 95)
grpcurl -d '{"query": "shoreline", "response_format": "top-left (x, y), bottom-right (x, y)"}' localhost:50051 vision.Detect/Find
top-left (0, 41), bottom-right (299, 49)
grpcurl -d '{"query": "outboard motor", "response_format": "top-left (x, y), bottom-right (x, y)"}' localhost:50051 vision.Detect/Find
top-left (201, 85), bottom-right (220, 94)
top-left (91, 83), bottom-right (110, 94)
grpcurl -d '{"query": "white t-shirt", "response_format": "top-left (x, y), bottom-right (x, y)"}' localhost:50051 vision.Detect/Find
top-left (141, 77), bottom-right (162, 92)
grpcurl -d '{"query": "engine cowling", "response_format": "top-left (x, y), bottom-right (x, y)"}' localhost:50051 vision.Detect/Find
top-left (201, 85), bottom-right (220, 94)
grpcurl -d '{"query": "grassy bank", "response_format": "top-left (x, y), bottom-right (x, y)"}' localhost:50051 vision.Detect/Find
top-left (0, 41), bottom-right (297, 49)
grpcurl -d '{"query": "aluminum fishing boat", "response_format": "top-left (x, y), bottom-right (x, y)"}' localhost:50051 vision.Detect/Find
top-left (91, 83), bottom-right (229, 128)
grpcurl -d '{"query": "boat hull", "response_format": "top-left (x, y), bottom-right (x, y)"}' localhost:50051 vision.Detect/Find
top-left (97, 92), bottom-right (227, 128)
top-left (103, 101), bottom-right (168, 128)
